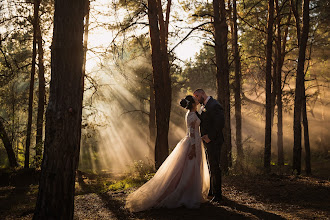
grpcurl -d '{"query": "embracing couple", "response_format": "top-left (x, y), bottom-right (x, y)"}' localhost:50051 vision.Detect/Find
top-left (126, 89), bottom-right (225, 212)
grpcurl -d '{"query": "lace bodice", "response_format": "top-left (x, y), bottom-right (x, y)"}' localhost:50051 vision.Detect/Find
top-left (186, 111), bottom-right (201, 146)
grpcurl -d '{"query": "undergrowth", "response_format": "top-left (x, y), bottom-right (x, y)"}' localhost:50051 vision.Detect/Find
top-left (107, 160), bottom-right (155, 191)
top-left (76, 160), bottom-right (156, 194)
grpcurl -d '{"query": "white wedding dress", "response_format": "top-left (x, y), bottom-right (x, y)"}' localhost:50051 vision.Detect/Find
top-left (125, 111), bottom-right (210, 212)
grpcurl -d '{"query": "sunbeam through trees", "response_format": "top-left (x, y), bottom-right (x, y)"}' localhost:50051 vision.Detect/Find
top-left (0, 0), bottom-right (329, 219)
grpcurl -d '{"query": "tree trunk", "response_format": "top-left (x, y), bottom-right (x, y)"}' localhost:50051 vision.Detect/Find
top-left (292, 0), bottom-right (310, 175)
top-left (264, 0), bottom-right (274, 173)
top-left (0, 118), bottom-right (18, 167)
top-left (35, 14), bottom-right (45, 168)
top-left (25, 0), bottom-right (40, 169)
top-left (33, 0), bottom-right (86, 219)
top-left (149, 81), bottom-right (156, 157)
top-left (232, 0), bottom-right (243, 161)
top-left (276, 70), bottom-right (284, 168)
top-left (275, 0), bottom-right (283, 166)
top-left (147, 0), bottom-right (171, 169)
top-left (82, 0), bottom-right (90, 76)
top-left (213, 0), bottom-right (232, 173)
top-left (271, 56), bottom-right (277, 128)
top-left (11, 84), bottom-right (16, 155)
top-left (302, 89), bottom-right (311, 175)
top-left (277, 8), bottom-right (292, 167)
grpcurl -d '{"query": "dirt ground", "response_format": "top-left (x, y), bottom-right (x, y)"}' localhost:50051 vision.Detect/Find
top-left (0, 171), bottom-right (329, 220)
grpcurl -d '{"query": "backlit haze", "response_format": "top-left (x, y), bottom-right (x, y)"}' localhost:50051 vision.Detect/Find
top-left (79, 0), bottom-right (330, 174)
top-left (80, 0), bottom-right (202, 173)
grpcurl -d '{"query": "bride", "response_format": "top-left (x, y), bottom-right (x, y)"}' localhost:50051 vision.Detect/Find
top-left (125, 95), bottom-right (210, 212)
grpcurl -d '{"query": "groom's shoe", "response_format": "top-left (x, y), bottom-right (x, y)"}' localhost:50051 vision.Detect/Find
top-left (210, 195), bottom-right (222, 204)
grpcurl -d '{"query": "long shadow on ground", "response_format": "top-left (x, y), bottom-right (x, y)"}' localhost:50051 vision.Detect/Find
top-left (132, 197), bottom-right (285, 220)
top-left (225, 174), bottom-right (330, 213)
top-left (76, 171), bottom-right (284, 220)
top-left (76, 170), bottom-right (133, 220)
top-left (98, 192), bottom-right (134, 220)
top-left (76, 171), bottom-right (330, 219)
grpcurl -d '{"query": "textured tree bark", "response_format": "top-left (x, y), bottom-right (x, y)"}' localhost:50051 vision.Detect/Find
top-left (147, 0), bottom-right (171, 169)
top-left (275, 0), bottom-right (283, 167)
top-left (292, 0), bottom-right (310, 175)
top-left (164, 0), bottom-right (171, 45)
top-left (33, 0), bottom-right (85, 219)
top-left (25, 0), bottom-right (40, 169)
top-left (11, 86), bottom-right (15, 156)
top-left (232, 0), bottom-right (243, 161)
top-left (271, 54), bottom-right (277, 129)
top-left (149, 81), bottom-right (156, 154)
top-left (213, 0), bottom-right (232, 172)
top-left (291, 0), bottom-right (301, 45)
top-left (0, 119), bottom-right (18, 167)
top-left (35, 13), bottom-right (45, 168)
top-left (302, 89), bottom-right (311, 175)
top-left (275, 1), bottom-right (291, 167)
top-left (301, 0), bottom-right (311, 175)
top-left (264, 0), bottom-right (274, 173)
top-left (82, 0), bottom-right (90, 77)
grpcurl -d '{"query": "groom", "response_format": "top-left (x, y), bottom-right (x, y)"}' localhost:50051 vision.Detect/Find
top-left (193, 89), bottom-right (224, 203)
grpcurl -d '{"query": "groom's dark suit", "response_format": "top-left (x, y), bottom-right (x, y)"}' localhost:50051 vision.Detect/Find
top-left (197, 96), bottom-right (224, 198)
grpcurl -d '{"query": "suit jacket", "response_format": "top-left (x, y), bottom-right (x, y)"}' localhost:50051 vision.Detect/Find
top-left (197, 97), bottom-right (225, 146)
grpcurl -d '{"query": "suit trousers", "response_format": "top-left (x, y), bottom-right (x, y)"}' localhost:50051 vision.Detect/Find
top-left (204, 141), bottom-right (222, 197)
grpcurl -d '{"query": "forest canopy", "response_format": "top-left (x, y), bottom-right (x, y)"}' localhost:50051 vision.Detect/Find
top-left (1, 0), bottom-right (328, 174)
top-left (0, 0), bottom-right (329, 219)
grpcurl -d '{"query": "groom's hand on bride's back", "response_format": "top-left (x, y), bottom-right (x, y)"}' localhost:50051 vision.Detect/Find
top-left (202, 135), bottom-right (211, 143)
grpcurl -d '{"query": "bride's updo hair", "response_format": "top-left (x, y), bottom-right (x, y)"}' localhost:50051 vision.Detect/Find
top-left (180, 95), bottom-right (195, 110)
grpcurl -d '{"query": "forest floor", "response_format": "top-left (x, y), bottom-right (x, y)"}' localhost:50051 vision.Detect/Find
top-left (0, 168), bottom-right (329, 220)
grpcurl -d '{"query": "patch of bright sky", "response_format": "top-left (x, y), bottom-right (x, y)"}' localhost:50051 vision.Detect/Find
top-left (172, 38), bottom-right (203, 62)
top-left (1, 0), bottom-right (203, 74)
top-left (86, 0), bottom-right (203, 73)
top-left (0, 1), bottom-right (17, 34)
